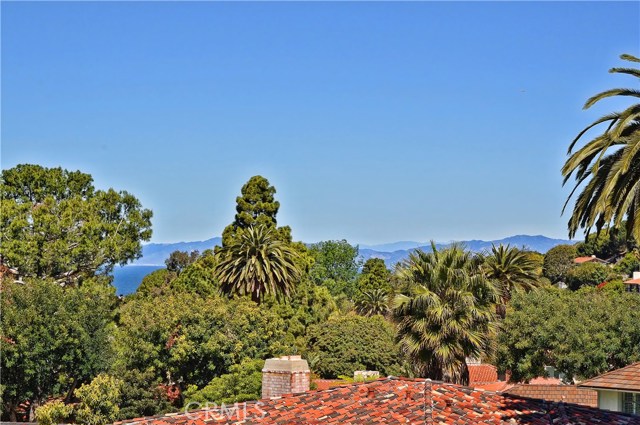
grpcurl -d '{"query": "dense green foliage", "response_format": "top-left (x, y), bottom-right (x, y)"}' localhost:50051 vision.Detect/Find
top-left (165, 250), bottom-right (200, 275)
top-left (113, 292), bottom-right (289, 391)
top-left (614, 252), bottom-right (640, 276)
top-left (542, 244), bottom-right (577, 283)
top-left (356, 258), bottom-right (392, 294)
top-left (183, 359), bottom-right (264, 405)
top-left (565, 262), bottom-right (611, 290)
top-left (34, 400), bottom-right (73, 425)
top-left (575, 228), bottom-right (630, 260)
top-left (1, 279), bottom-right (115, 421)
top-left (0, 164), bottom-right (152, 282)
top-left (309, 240), bottom-right (361, 298)
top-left (7, 160), bottom-right (640, 423)
top-left (562, 54), bottom-right (640, 242)
top-left (497, 287), bottom-right (640, 382)
top-left (306, 314), bottom-right (401, 379)
top-left (392, 243), bottom-right (498, 385)
top-left (74, 375), bottom-right (124, 425)
top-left (221, 176), bottom-right (291, 246)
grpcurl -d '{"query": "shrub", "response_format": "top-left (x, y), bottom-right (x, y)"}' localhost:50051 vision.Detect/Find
top-left (74, 374), bottom-right (123, 425)
top-left (566, 262), bottom-right (611, 290)
top-left (35, 400), bottom-right (72, 425)
top-left (306, 313), bottom-right (401, 378)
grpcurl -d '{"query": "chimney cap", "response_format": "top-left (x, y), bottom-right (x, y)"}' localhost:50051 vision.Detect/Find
top-left (263, 356), bottom-right (310, 373)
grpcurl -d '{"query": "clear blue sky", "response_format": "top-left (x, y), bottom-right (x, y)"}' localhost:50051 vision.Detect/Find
top-left (2, 2), bottom-right (639, 244)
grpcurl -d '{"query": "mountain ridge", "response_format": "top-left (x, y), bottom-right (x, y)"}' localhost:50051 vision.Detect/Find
top-left (132, 234), bottom-right (574, 267)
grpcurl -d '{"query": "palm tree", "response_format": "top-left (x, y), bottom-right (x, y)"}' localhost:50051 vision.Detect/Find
top-left (355, 289), bottom-right (389, 317)
top-left (391, 243), bottom-right (498, 385)
top-left (563, 54), bottom-right (640, 242)
top-left (482, 244), bottom-right (540, 319)
top-left (215, 225), bottom-right (301, 303)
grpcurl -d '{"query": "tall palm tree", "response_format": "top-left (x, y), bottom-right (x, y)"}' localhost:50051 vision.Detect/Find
top-left (355, 288), bottom-right (389, 317)
top-left (215, 225), bottom-right (301, 303)
top-left (391, 243), bottom-right (498, 385)
top-left (482, 244), bottom-right (540, 319)
top-left (562, 54), bottom-right (640, 242)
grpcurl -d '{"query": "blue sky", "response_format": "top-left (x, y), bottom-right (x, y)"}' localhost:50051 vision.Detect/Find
top-left (2, 2), bottom-right (639, 244)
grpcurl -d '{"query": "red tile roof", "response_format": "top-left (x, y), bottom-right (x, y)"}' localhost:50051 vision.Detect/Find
top-left (116, 378), bottom-right (640, 425)
top-left (624, 278), bottom-right (640, 285)
top-left (579, 362), bottom-right (640, 392)
top-left (468, 364), bottom-right (498, 384)
top-left (505, 384), bottom-right (598, 407)
top-left (574, 256), bottom-right (608, 264)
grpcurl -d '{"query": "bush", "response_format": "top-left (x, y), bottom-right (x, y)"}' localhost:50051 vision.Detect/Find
top-left (74, 374), bottom-right (123, 425)
top-left (543, 244), bottom-right (577, 283)
top-left (183, 359), bottom-right (264, 405)
top-left (35, 400), bottom-right (72, 425)
top-left (565, 262), bottom-right (611, 290)
top-left (614, 252), bottom-right (640, 277)
top-left (306, 313), bottom-right (401, 378)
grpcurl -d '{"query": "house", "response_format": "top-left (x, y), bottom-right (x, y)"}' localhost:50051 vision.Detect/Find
top-left (574, 255), bottom-right (609, 265)
top-left (114, 357), bottom-right (640, 425)
top-left (467, 363), bottom-right (598, 407)
top-left (579, 362), bottom-right (640, 415)
top-left (624, 272), bottom-right (640, 293)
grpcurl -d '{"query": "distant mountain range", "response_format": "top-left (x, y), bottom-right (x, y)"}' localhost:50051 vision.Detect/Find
top-left (131, 237), bottom-right (222, 266)
top-left (359, 235), bottom-right (575, 267)
top-left (132, 234), bottom-right (573, 268)
top-left (112, 234), bottom-right (574, 294)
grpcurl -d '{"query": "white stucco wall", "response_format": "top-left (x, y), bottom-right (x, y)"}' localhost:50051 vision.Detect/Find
top-left (598, 390), bottom-right (620, 412)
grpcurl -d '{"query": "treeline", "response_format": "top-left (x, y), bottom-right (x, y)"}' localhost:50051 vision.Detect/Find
top-left (2, 165), bottom-right (640, 425)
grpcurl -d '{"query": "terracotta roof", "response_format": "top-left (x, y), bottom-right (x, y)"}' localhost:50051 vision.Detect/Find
top-left (574, 256), bottom-right (608, 264)
top-left (624, 278), bottom-right (640, 285)
top-left (468, 364), bottom-right (498, 384)
top-left (115, 378), bottom-right (640, 425)
top-left (579, 362), bottom-right (640, 392)
top-left (529, 377), bottom-right (563, 385)
top-left (505, 384), bottom-right (598, 408)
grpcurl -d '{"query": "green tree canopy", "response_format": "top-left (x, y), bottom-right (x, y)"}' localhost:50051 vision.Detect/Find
top-left (309, 240), bottom-right (361, 298)
top-left (575, 227), bottom-right (634, 260)
top-left (183, 359), bottom-right (264, 406)
top-left (356, 258), bottom-right (392, 294)
top-left (221, 176), bottom-right (291, 246)
top-left (1, 279), bottom-right (115, 421)
top-left (542, 244), bottom-right (578, 284)
top-left (306, 313), bottom-right (401, 379)
top-left (0, 164), bottom-right (152, 282)
top-left (165, 250), bottom-right (200, 275)
top-left (565, 262), bottom-right (612, 290)
top-left (497, 287), bottom-right (640, 382)
top-left (562, 54), bottom-right (640, 242)
top-left (74, 374), bottom-right (124, 425)
top-left (112, 292), bottom-right (289, 394)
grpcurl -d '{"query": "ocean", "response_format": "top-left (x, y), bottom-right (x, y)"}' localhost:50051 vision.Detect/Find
top-left (111, 265), bottom-right (163, 295)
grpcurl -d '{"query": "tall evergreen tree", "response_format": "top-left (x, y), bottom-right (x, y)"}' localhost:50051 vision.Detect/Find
top-left (221, 176), bottom-right (291, 247)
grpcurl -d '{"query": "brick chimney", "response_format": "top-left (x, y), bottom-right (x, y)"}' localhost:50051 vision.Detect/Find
top-left (261, 355), bottom-right (310, 399)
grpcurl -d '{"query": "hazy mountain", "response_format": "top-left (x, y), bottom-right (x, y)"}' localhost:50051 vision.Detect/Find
top-left (359, 235), bottom-right (575, 268)
top-left (131, 237), bottom-right (222, 266)
top-left (127, 234), bottom-right (572, 268)
top-left (111, 234), bottom-right (574, 294)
